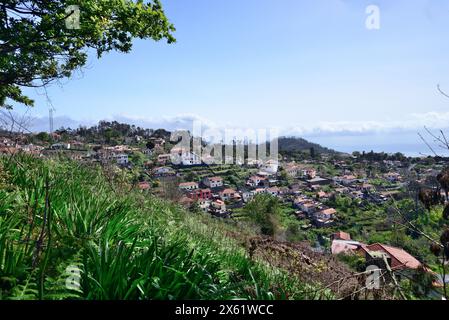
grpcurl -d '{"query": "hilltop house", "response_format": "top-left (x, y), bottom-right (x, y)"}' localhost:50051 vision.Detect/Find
top-left (259, 160), bottom-right (278, 175)
top-left (335, 174), bottom-right (357, 186)
top-left (312, 208), bottom-right (336, 226)
top-left (157, 154), bottom-right (172, 165)
top-left (203, 176), bottom-right (224, 188)
top-left (283, 163), bottom-right (300, 177)
top-left (179, 182), bottom-right (199, 191)
top-left (180, 152), bottom-right (201, 166)
top-left (266, 186), bottom-right (280, 197)
top-left (220, 188), bottom-right (241, 201)
top-left (295, 200), bottom-right (318, 215)
top-left (247, 175), bottom-right (267, 187)
top-left (211, 199), bottom-right (227, 215)
top-left (153, 166), bottom-right (174, 176)
top-left (170, 148), bottom-right (202, 166)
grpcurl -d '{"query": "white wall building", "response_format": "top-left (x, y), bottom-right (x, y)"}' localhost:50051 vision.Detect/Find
top-left (259, 160), bottom-right (278, 175)
top-left (114, 153), bottom-right (129, 165)
top-left (203, 176), bottom-right (224, 188)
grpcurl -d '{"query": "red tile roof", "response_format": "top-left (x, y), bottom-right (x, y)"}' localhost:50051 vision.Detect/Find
top-left (362, 243), bottom-right (421, 270)
top-left (332, 231), bottom-right (351, 241)
top-left (221, 188), bottom-right (237, 194)
top-left (207, 176), bottom-right (223, 182)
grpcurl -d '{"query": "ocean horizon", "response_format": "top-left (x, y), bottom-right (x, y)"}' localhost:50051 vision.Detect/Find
top-left (304, 130), bottom-right (449, 157)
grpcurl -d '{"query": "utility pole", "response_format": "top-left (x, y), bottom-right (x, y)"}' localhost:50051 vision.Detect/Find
top-left (49, 108), bottom-right (54, 135)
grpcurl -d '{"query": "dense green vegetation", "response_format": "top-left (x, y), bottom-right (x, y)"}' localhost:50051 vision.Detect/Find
top-left (0, 154), bottom-right (329, 300)
top-left (278, 137), bottom-right (336, 155)
top-left (323, 194), bottom-right (443, 268)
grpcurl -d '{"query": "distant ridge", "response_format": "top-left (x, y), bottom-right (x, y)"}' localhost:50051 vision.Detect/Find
top-left (277, 136), bottom-right (339, 154)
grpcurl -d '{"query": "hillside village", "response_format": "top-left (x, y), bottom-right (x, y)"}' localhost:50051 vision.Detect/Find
top-left (1, 121), bottom-right (449, 296)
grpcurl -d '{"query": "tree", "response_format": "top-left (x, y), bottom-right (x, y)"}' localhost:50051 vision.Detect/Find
top-left (0, 0), bottom-right (175, 108)
top-left (130, 151), bottom-right (145, 167)
top-left (36, 131), bottom-right (49, 142)
top-left (244, 194), bottom-right (280, 236)
top-left (310, 147), bottom-right (315, 159)
top-left (146, 140), bottom-right (155, 149)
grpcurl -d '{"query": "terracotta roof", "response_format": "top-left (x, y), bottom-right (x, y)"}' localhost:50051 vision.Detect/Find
top-left (207, 176), bottom-right (223, 182)
top-left (364, 243), bottom-right (421, 270)
top-left (331, 240), bottom-right (360, 255)
top-left (333, 231), bottom-right (351, 241)
top-left (320, 208), bottom-right (337, 215)
top-left (221, 188), bottom-right (237, 194)
top-left (302, 202), bottom-right (316, 208)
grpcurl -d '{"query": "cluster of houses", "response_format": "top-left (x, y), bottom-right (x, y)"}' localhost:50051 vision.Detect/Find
top-left (294, 194), bottom-right (336, 227)
top-left (177, 176), bottom-right (237, 217)
top-left (166, 158), bottom-right (408, 225)
top-left (175, 172), bottom-right (286, 217)
top-left (0, 137), bottom-right (44, 155)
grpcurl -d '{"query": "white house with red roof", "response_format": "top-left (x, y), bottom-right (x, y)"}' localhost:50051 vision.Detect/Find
top-left (179, 182), bottom-right (199, 191)
top-left (357, 243), bottom-right (422, 271)
top-left (203, 176), bottom-right (224, 188)
top-left (247, 175), bottom-right (266, 187)
top-left (219, 188), bottom-right (241, 201)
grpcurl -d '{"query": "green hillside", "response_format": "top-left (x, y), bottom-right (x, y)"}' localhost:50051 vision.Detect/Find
top-left (278, 136), bottom-right (338, 154)
top-left (0, 154), bottom-right (331, 300)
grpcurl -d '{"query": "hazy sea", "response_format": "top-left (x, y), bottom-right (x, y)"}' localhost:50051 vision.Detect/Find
top-left (303, 130), bottom-right (449, 157)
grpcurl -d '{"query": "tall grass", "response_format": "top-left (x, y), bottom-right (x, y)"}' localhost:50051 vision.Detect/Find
top-left (0, 154), bottom-right (330, 300)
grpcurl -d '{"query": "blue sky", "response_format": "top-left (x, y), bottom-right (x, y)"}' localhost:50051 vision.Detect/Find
top-left (12, 0), bottom-right (449, 154)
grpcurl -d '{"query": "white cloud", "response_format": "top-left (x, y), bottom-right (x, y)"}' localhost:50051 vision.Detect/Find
top-left (7, 110), bottom-right (449, 139)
